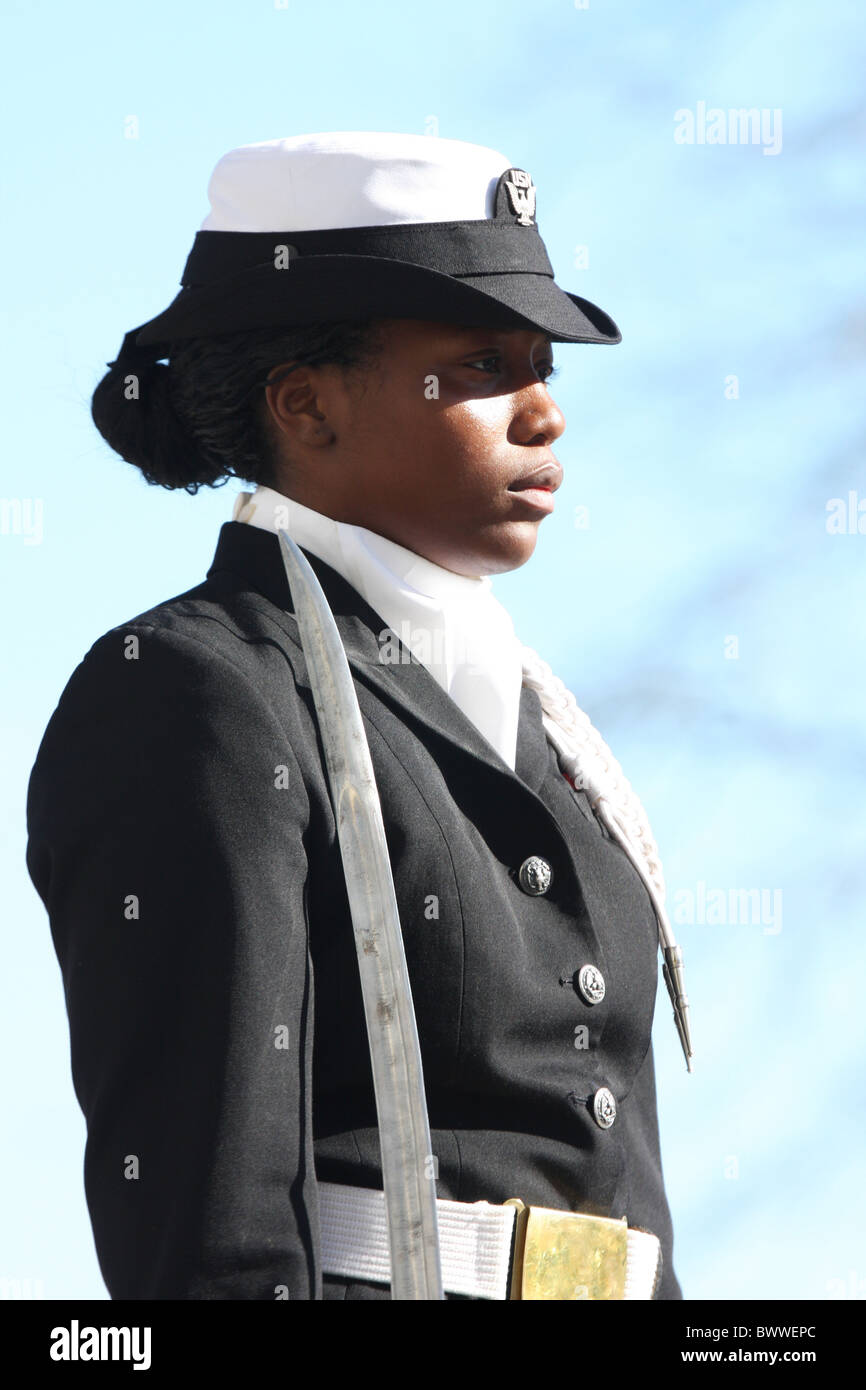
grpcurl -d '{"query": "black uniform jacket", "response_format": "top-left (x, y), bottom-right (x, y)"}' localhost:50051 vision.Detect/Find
top-left (26, 520), bottom-right (682, 1300)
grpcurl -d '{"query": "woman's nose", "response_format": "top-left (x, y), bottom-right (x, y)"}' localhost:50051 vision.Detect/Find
top-left (511, 381), bottom-right (566, 445)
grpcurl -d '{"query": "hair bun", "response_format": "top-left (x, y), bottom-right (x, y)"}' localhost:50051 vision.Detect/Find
top-left (92, 331), bottom-right (221, 491)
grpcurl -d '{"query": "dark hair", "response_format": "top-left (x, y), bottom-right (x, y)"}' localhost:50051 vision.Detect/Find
top-left (90, 319), bottom-right (384, 494)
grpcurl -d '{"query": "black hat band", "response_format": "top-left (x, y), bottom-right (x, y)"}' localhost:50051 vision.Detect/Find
top-left (180, 219), bottom-right (554, 289)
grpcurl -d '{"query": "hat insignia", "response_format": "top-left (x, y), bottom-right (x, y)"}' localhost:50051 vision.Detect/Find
top-left (503, 168), bottom-right (536, 226)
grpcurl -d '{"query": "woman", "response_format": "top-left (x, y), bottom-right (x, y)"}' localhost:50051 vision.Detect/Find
top-left (26, 131), bottom-right (689, 1300)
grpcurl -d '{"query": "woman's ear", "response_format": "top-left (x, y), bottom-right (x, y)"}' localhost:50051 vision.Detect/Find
top-left (264, 363), bottom-right (335, 449)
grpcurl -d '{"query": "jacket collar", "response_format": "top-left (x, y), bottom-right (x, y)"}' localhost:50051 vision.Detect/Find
top-left (206, 521), bottom-right (551, 793)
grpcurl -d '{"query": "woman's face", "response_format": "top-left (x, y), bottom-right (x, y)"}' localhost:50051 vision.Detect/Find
top-left (263, 317), bottom-right (566, 577)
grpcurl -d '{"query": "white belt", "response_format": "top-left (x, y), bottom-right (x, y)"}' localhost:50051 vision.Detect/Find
top-left (319, 1181), bottom-right (661, 1300)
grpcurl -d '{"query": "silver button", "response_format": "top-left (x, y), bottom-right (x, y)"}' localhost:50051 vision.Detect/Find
top-left (577, 964), bottom-right (606, 1005)
top-left (592, 1087), bottom-right (617, 1129)
top-left (517, 856), bottom-right (553, 896)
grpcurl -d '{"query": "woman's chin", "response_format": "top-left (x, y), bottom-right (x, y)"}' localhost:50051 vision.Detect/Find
top-left (459, 525), bottom-right (541, 577)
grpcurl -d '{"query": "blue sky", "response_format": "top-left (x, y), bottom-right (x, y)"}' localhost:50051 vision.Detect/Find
top-left (2, 0), bottom-right (865, 1301)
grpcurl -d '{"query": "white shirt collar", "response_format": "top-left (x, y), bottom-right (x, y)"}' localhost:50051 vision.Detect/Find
top-left (231, 485), bottom-right (525, 769)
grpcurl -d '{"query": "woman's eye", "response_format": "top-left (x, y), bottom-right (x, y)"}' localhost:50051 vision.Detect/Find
top-left (463, 357), bottom-right (560, 383)
top-left (464, 355), bottom-right (503, 374)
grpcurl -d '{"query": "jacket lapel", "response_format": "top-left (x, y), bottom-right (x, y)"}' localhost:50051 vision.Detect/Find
top-left (206, 522), bottom-right (547, 790)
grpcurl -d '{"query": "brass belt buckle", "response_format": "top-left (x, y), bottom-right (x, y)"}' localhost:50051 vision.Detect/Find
top-left (504, 1198), bottom-right (629, 1300)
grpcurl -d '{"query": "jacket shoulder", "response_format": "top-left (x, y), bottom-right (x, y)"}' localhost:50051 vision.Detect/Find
top-left (48, 571), bottom-right (302, 719)
top-left (26, 575), bottom-right (313, 819)
top-left (102, 567), bottom-right (298, 662)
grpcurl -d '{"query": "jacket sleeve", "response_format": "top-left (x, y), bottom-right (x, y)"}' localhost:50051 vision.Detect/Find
top-left (25, 622), bottom-right (321, 1299)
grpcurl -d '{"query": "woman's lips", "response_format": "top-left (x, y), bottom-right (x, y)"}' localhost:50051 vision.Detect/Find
top-left (507, 485), bottom-right (555, 515)
top-left (506, 460), bottom-right (562, 515)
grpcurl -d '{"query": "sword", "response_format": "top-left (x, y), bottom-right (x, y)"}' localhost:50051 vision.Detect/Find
top-left (277, 531), bottom-right (445, 1301)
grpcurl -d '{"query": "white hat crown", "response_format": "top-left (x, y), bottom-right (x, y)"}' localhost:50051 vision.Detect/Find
top-left (201, 131), bottom-right (514, 234)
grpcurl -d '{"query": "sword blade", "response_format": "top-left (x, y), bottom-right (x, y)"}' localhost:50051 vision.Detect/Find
top-left (277, 531), bottom-right (444, 1301)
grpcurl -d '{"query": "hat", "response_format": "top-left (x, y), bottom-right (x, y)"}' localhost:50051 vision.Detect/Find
top-left (131, 131), bottom-right (621, 351)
